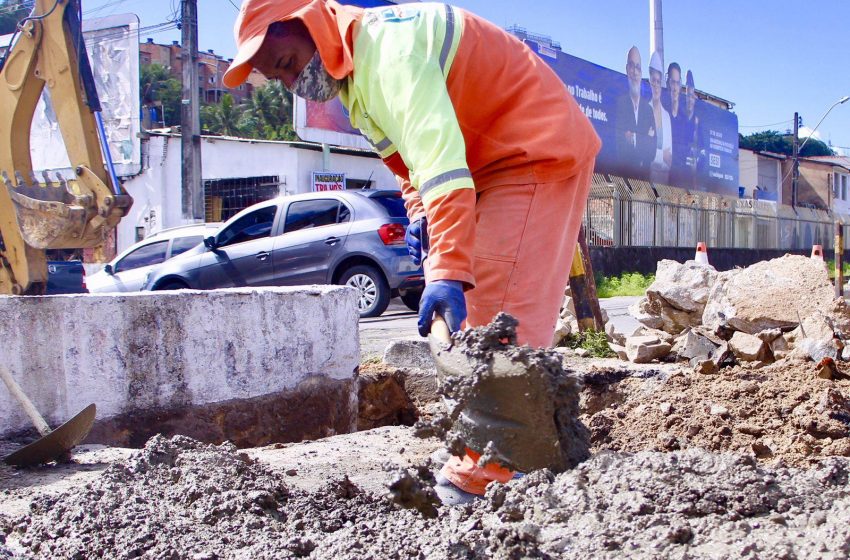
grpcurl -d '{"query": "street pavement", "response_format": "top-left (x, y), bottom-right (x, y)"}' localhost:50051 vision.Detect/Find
top-left (359, 295), bottom-right (642, 359)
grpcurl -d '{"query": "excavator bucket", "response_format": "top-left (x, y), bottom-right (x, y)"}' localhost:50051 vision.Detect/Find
top-left (0, 0), bottom-right (132, 294)
top-left (5, 176), bottom-right (89, 249)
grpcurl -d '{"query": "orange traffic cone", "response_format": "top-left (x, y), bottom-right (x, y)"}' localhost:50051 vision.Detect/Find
top-left (695, 242), bottom-right (709, 265)
top-left (811, 245), bottom-right (825, 260)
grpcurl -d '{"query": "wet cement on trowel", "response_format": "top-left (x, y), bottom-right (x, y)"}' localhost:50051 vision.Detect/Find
top-left (415, 313), bottom-right (589, 473)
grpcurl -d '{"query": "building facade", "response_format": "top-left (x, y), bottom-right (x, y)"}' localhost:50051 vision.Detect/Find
top-left (140, 39), bottom-right (268, 106)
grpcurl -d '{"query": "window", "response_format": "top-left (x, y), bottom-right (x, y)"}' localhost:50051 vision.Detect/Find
top-left (217, 206), bottom-right (277, 247)
top-left (368, 193), bottom-right (407, 218)
top-left (169, 235), bottom-right (204, 257)
top-left (284, 200), bottom-right (348, 233)
top-left (115, 241), bottom-right (168, 273)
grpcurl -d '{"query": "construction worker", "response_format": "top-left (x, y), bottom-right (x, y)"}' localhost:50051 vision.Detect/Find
top-left (224, 0), bottom-right (600, 503)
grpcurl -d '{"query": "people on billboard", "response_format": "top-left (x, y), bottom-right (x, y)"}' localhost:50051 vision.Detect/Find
top-left (666, 62), bottom-right (690, 189)
top-left (684, 70), bottom-right (701, 190)
top-left (615, 46), bottom-right (656, 180)
top-left (648, 50), bottom-right (672, 185)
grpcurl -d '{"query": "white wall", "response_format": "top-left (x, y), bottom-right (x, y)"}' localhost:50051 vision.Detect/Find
top-left (0, 287), bottom-right (359, 437)
top-left (118, 134), bottom-right (397, 253)
top-left (739, 149), bottom-right (759, 197)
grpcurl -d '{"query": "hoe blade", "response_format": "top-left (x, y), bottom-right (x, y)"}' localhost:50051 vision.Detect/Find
top-left (4, 404), bottom-right (96, 467)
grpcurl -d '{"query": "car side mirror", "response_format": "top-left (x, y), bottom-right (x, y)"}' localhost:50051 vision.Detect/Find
top-left (203, 236), bottom-right (218, 250)
top-left (104, 263), bottom-right (114, 275)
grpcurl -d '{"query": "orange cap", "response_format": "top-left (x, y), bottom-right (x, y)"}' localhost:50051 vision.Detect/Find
top-left (223, 0), bottom-right (361, 89)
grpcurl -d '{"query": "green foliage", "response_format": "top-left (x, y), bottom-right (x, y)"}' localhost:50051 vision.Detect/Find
top-left (739, 129), bottom-right (834, 157)
top-left (595, 272), bottom-right (655, 298)
top-left (563, 329), bottom-right (615, 358)
top-left (825, 259), bottom-right (850, 280)
top-left (239, 80), bottom-right (297, 141)
top-left (0, 1), bottom-right (32, 36)
top-left (140, 63), bottom-right (182, 126)
top-left (201, 94), bottom-right (243, 137)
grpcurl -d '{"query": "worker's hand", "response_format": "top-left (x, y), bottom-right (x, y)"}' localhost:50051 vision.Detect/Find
top-left (418, 280), bottom-right (467, 336)
top-left (405, 217), bottom-right (425, 266)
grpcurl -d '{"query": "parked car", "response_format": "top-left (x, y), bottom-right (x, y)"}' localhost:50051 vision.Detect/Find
top-left (46, 260), bottom-right (87, 294)
top-left (143, 190), bottom-right (424, 317)
top-left (87, 223), bottom-right (221, 293)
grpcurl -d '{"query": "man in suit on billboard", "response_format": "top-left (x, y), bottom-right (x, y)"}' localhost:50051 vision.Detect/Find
top-left (615, 46), bottom-right (656, 181)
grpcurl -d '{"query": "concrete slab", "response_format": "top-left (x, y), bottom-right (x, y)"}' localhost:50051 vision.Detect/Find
top-left (0, 287), bottom-right (360, 445)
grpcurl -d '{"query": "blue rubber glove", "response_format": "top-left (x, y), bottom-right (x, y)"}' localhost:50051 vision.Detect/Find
top-left (418, 280), bottom-right (467, 337)
top-left (405, 217), bottom-right (424, 266)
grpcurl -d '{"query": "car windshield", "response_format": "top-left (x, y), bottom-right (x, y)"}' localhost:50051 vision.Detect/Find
top-left (369, 194), bottom-right (407, 218)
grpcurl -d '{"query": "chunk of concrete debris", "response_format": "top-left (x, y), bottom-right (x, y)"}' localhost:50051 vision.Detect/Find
top-left (574, 348), bottom-right (590, 358)
top-left (729, 331), bottom-right (770, 362)
top-left (647, 259), bottom-right (718, 313)
top-left (702, 255), bottom-right (834, 334)
top-left (796, 313), bottom-right (842, 363)
top-left (625, 335), bottom-right (672, 364)
top-left (383, 339), bottom-right (436, 371)
top-left (608, 343), bottom-right (628, 361)
top-left (756, 328), bottom-right (783, 343)
top-left (694, 359), bottom-right (718, 375)
top-left (771, 335), bottom-right (792, 361)
top-left (673, 329), bottom-right (718, 363)
top-left (629, 260), bottom-right (718, 336)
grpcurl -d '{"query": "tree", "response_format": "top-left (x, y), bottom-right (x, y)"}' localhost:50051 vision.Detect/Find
top-left (240, 81), bottom-right (296, 141)
top-left (140, 63), bottom-right (182, 126)
top-left (739, 129), bottom-right (834, 157)
top-left (0, 1), bottom-right (32, 36)
top-left (201, 94), bottom-right (242, 137)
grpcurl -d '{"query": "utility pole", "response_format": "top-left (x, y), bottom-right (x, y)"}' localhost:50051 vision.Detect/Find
top-left (181, 0), bottom-right (203, 220)
top-left (792, 112), bottom-right (800, 208)
top-left (649, 0), bottom-right (664, 63)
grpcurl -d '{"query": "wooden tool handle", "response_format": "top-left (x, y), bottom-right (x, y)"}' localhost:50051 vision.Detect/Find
top-left (431, 314), bottom-right (452, 344)
top-left (0, 365), bottom-right (52, 436)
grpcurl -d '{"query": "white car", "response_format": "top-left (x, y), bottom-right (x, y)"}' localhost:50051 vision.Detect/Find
top-left (87, 224), bottom-right (221, 293)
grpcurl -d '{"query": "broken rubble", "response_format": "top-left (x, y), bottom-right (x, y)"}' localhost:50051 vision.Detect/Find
top-left (625, 335), bottom-right (672, 364)
top-left (729, 331), bottom-right (770, 362)
top-left (702, 255), bottom-right (834, 334)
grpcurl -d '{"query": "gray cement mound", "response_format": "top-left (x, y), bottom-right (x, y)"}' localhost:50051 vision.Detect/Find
top-left (3, 435), bottom-right (850, 558)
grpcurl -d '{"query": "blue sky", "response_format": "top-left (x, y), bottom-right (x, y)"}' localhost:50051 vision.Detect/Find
top-left (82, 0), bottom-right (850, 149)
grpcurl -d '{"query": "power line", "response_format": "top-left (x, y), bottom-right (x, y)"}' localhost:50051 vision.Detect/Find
top-left (739, 119), bottom-right (793, 129)
top-left (224, 0), bottom-right (239, 10)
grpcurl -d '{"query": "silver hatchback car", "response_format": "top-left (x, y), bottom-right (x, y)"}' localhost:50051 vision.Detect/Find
top-left (143, 190), bottom-right (424, 317)
top-left (87, 223), bottom-right (221, 293)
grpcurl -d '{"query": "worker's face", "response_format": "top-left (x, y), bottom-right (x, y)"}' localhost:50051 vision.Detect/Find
top-left (649, 69), bottom-right (662, 103)
top-left (667, 67), bottom-right (681, 112)
top-left (626, 48), bottom-right (642, 99)
top-left (250, 22), bottom-right (316, 89)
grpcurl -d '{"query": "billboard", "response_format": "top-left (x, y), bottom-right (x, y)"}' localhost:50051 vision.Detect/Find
top-left (527, 42), bottom-right (739, 196)
top-left (28, 14), bottom-right (141, 177)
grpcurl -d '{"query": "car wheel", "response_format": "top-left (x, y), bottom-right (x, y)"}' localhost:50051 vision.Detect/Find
top-left (155, 280), bottom-right (189, 291)
top-left (400, 289), bottom-right (422, 312)
top-left (340, 265), bottom-right (390, 318)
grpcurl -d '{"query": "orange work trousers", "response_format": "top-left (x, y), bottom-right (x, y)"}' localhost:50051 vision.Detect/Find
top-left (440, 162), bottom-right (593, 495)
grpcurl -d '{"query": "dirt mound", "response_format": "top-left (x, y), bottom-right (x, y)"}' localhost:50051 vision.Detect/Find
top-left (4, 435), bottom-right (850, 559)
top-left (584, 358), bottom-right (850, 466)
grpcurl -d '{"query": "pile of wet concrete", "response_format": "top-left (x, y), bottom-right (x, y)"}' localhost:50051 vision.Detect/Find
top-left (2, 434), bottom-right (850, 558)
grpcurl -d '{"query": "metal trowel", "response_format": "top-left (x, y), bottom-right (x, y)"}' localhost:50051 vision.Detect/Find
top-left (1, 365), bottom-right (96, 467)
top-left (427, 313), bottom-right (574, 474)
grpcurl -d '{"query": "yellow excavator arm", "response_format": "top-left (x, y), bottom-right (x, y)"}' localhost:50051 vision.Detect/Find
top-left (0, 0), bottom-right (132, 295)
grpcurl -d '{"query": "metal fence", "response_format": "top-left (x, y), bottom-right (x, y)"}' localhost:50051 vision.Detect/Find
top-left (584, 173), bottom-right (848, 251)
